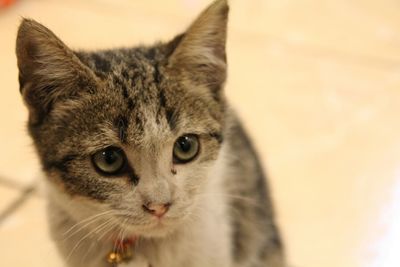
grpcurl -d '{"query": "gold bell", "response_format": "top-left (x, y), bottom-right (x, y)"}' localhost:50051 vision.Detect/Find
top-left (107, 252), bottom-right (123, 265)
top-left (106, 238), bottom-right (135, 266)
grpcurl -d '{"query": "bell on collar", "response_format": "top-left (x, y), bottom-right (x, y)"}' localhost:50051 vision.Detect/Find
top-left (106, 238), bottom-right (134, 266)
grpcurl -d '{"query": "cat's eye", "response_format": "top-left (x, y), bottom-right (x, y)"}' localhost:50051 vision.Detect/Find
top-left (173, 134), bottom-right (200, 164)
top-left (92, 147), bottom-right (126, 175)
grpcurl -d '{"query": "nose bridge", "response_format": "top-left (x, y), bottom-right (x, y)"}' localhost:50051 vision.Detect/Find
top-left (141, 178), bottom-right (171, 204)
top-left (139, 152), bottom-right (172, 204)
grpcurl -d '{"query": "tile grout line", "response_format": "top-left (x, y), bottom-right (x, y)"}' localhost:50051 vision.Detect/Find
top-left (0, 176), bottom-right (28, 192)
top-left (0, 184), bottom-right (36, 224)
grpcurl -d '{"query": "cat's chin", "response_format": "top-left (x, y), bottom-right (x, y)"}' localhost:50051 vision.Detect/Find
top-left (123, 225), bottom-right (178, 239)
top-left (121, 218), bottom-right (183, 239)
top-left (137, 224), bottom-right (178, 238)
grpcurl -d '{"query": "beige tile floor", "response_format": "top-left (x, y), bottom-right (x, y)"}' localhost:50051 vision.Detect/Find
top-left (1, 0), bottom-right (400, 266)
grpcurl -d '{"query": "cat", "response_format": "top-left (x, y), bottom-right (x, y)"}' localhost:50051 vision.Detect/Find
top-left (16, 0), bottom-right (285, 266)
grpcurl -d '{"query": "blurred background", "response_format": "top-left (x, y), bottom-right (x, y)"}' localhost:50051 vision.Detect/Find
top-left (1, 0), bottom-right (400, 266)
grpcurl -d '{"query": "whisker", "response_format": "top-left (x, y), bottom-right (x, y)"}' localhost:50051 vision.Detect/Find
top-left (66, 218), bottom-right (112, 261)
top-left (63, 210), bottom-right (114, 236)
top-left (113, 221), bottom-right (125, 253)
top-left (80, 238), bottom-right (95, 265)
top-left (62, 211), bottom-right (117, 244)
top-left (97, 219), bottom-right (118, 242)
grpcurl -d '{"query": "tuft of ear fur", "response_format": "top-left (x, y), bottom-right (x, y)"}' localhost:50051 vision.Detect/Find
top-left (16, 19), bottom-right (98, 125)
top-left (167, 0), bottom-right (229, 93)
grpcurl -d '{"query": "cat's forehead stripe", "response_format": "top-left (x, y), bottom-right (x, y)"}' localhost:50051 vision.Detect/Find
top-left (105, 60), bottom-right (180, 134)
top-left (76, 48), bottom-right (223, 146)
top-left (114, 115), bottom-right (129, 144)
top-left (157, 88), bottom-right (177, 131)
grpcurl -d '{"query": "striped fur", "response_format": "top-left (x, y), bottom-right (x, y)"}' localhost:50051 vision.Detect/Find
top-left (16, 1), bottom-right (284, 266)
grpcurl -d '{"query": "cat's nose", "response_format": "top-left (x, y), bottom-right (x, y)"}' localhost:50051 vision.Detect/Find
top-left (142, 202), bottom-right (171, 217)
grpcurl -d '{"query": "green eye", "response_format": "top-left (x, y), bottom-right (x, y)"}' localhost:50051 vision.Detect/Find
top-left (173, 134), bottom-right (200, 164)
top-left (92, 147), bottom-right (126, 175)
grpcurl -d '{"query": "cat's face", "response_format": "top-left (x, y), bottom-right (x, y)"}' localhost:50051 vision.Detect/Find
top-left (16, 0), bottom-right (228, 237)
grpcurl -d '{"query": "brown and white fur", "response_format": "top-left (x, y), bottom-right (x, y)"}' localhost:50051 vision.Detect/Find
top-left (16, 0), bottom-right (285, 266)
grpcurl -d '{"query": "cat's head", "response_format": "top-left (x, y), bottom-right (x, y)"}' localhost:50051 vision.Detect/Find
top-left (16, 0), bottom-right (229, 237)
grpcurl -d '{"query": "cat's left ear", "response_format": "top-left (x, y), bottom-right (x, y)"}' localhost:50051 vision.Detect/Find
top-left (167, 0), bottom-right (229, 94)
top-left (16, 19), bottom-right (98, 124)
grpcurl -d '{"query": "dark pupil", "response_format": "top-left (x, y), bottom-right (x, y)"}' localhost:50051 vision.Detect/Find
top-left (103, 150), bottom-right (118, 165)
top-left (178, 137), bottom-right (192, 152)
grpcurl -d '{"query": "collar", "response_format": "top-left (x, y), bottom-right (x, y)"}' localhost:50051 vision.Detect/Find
top-left (106, 236), bottom-right (137, 266)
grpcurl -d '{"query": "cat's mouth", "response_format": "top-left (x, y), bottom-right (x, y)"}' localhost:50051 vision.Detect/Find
top-left (112, 213), bottom-right (183, 238)
top-left (109, 201), bottom-right (195, 238)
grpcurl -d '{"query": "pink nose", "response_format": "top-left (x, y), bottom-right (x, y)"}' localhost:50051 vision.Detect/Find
top-left (142, 202), bottom-right (171, 217)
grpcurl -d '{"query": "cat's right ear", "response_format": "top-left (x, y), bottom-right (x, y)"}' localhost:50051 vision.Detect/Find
top-left (166, 0), bottom-right (229, 95)
top-left (16, 19), bottom-right (98, 125)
